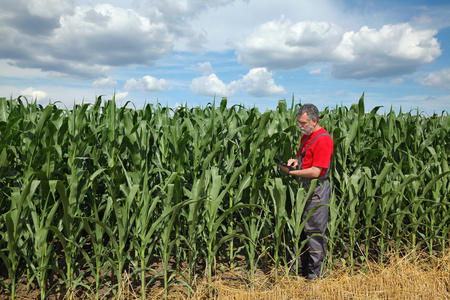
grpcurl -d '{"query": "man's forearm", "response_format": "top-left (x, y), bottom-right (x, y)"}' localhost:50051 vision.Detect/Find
top-left (289, 166), bottom-right (322, 178)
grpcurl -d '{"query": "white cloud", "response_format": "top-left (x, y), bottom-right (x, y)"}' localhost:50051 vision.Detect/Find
top-left (55, 5), bottom-right (173, 66)
top-left (235, 19), bottom-right (441, 79)
top-left (149, 0), bottom-right (245, 21)
top-left (27, 0), bottom-right (73, 18)
top-left (235, 18), bottom-right (343, 70)
top-left (147, 0), bottom-right (250, 51)
top-left (310, 68), bottom-right (322, 75)
top-left (416, 68), bottom-right (450, 89)
top-left (92, 77), bottom-right (117, 88)
top-left (190, 73), bottom-right (242, 97)
top-left (188, 0), bottom-right (346, 52)
top-left (20, 87), bottom-right (48, 100)
top-left (242, 68), bottom-right (286, 97)
top-left (115, 91), bottom-right (128, 101)
top-left (331, 23), bottom-right (441, 79)
top-left (190, 67), bottom-right (286, 98)
top-left (0, 3), bottom-right (174, 79)
top-left (195, 62), bottom-right (213, 75)
top-left (125, 75), bottom-right (171, 92)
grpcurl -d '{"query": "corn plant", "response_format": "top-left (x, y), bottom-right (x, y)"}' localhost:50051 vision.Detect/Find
top-left (0, 94), bottom-right (448, 298)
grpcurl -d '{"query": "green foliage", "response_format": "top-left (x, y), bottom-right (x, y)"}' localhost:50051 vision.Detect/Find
top-left (0, 94), bottom-right (449, 298)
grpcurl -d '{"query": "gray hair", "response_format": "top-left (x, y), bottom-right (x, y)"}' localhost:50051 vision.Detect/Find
top-left (297, 103), bottom-right (320, 122)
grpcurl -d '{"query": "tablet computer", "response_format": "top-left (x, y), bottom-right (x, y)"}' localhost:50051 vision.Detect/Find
top-left (275, 158), bottom-right (295, 170)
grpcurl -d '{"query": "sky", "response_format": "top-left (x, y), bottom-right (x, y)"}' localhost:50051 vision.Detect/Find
top-left (1, 0), bottom-right (450, 114)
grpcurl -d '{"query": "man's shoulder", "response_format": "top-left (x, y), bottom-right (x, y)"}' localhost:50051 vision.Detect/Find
top-left (313, 128), bottom-right (332, 140)
top-left (310, 129), bottom-right (333, 151)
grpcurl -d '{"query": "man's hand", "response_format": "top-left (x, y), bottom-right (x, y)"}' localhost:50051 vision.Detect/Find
top-left (287, 158), bottom-right (298, 168)
top-left (278, 158), bottom-right (298, 174)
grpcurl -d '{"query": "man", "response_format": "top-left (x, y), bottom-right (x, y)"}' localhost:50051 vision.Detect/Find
top-left (278, 103), bottom-right (333, 280)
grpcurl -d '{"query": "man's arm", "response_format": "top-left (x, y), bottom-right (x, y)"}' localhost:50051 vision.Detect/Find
top-left (279, 165), bottom-right (323, 178)
top-left (289, 166), bottom-right (322, 178)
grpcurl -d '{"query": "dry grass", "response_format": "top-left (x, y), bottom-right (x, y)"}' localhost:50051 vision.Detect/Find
top-left (148, 251), bottom-right (450, 300)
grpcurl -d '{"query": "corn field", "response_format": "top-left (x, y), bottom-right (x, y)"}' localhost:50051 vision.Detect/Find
top-left (0, 94), bottom-right (449, 299)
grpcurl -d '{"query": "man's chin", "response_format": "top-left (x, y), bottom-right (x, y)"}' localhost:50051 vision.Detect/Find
top-left (302, 126), bottom-right (314, 135)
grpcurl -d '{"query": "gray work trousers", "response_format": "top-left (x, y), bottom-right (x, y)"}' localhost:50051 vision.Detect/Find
top-left (294, 178), bottom-right (330, 279)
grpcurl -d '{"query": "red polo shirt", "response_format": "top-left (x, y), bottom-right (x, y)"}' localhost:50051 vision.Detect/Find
top-left (296, 127), bottom-right (333, 177)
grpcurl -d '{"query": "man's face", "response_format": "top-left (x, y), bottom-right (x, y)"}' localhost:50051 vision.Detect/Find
top-left (297, 112), bottom-right (316, 135)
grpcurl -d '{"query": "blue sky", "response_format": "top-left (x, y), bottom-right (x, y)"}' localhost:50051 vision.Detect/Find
top-left (1, 0), bottom-right (450, 114)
